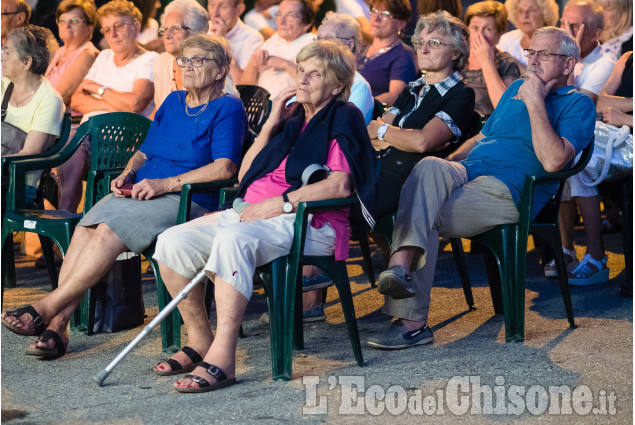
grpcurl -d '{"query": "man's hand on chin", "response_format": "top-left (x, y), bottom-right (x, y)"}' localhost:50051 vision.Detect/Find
top-left (519, 71), bottom-right (558, 107)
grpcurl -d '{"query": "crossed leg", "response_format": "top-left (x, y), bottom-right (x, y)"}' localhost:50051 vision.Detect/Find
top-left (2, 223), bottom-right (127, 351)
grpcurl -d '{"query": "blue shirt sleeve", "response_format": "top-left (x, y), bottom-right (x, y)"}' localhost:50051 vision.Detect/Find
top-left (389, 46), bottom-right (418, 84)
top-left (209, 97), bottom-right (247, 166)
top-left (554, 93), bottom-right (596, 156)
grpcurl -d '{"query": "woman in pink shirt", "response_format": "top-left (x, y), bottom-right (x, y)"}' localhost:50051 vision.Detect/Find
top-left (149, 41), bottom-right (378, 393)
top-left (45, 0), bottom-right (99, 107)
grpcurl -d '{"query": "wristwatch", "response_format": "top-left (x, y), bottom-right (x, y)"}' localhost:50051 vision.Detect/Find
top-left (282, 193), bottom-right (293, 213)
top-left (97, 86), bottom-right (106, 96)
top-left (377, 123), bottom-right (389, 141)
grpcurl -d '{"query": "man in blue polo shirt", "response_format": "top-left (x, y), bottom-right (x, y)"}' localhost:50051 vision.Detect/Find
top-left (368, 27), bottom-right (596, 350)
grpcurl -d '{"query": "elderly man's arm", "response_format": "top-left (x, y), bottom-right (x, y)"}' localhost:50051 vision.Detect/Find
top-left (519, 73), bottom-right (575, 173)
top-left (446, 133), bottom-right (484, 161)
top-left (240, 171), bottom-right (353, 221)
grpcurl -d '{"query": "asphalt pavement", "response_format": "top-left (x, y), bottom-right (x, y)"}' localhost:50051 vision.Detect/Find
top-left (1, 227), bottom-right (632, 424)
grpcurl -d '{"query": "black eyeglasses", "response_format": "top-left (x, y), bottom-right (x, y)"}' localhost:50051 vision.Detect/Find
top-left (523, 49), bottom-right (568, 61)
top-left (175, 56), bottom-right (215, 67)
top-left (158, 24), bottom-right (190, 37)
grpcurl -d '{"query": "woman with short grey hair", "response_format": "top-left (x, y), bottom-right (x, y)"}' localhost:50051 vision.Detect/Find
top-left (368, 10), bottom-right (475, 218)
top-left (2, 24), bottom-right (64, 159)
top-left (161, 0), bottom-right (210, 35)
top-left (1, 24), bottom-right (65, 212)
top-left (152, 0), bottom-right (237, 115)
top-left (320, 11), bottom-right (362, 54)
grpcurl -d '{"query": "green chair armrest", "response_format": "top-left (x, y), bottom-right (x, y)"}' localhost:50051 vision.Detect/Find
top-left (291, 196), bottom-right (358, 260)
top-left (219, 186), bottom-right (240, 208)
top-left (178, 178), bottom-right (238, 223)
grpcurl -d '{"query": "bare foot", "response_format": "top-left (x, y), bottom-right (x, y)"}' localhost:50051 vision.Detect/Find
top-left (174, 362), bottom-right (235, 389)
top-left (154, 345), bottom-right (207, 374)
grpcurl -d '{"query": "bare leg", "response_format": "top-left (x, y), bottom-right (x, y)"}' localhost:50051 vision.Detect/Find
top-left (175, 276), bottom-right (247, 389)
top-left (559, 200), bottom-right (578, 253)
top-left (154, 262), bottom-right (214, 372)
top-left (57, 145), bottom-right (89, 213)
top-left (3, 223), bottom-right (128, 350)
top-left (1, 225), bottom-right (97, 331)
top-left (575, 195), bottom-right (605, 260)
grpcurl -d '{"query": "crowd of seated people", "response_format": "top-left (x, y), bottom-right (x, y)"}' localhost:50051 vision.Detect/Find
top-left (1, 0), bottom-right (632, 392)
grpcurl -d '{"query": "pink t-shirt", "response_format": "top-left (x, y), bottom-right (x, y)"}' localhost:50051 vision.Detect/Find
top-left (243, 138), bottom-right (352, 260)
top-left (45, 42), bottom-right (99, 89)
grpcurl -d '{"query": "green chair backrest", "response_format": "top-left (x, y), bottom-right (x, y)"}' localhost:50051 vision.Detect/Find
top-left (236, 85), bottom-right (272, 134)
top-left (83, 112), bottom-right (152, 212)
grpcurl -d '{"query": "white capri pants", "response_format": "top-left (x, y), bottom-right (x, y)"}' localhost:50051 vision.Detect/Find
top-left (153, 209), bottom-right (337, 300)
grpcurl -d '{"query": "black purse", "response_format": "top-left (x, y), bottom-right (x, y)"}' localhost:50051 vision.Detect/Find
top-left (1, 82), bottom-right (28, 155)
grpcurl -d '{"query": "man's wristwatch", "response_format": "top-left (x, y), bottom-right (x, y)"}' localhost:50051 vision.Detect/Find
top-left (282, 193), bottom-right (293, 213)
top-left (377, 123), bottom-right (389, 141)
top-left (97, 86), bottom-right (107, 96)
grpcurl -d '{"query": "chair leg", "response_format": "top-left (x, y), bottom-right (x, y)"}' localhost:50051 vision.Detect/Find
top-left (2, 232), bottom-right (17, 289)
top-left (483, 248), bottom-right (504, 315)
top-left (449, 238), bottom-right (475, 310)
top-left (38, 235), bottom-right (59, 290)
top-left (531, 227), bottom-right (576, 329)
top-left (149, 258), bottom-right (181, 354)
top-left (330, 261), bottom-right (363, 367)
top-left (266, 258), bottom-right (294, 381)
top-left (353, 225), bottom-right (376, 287)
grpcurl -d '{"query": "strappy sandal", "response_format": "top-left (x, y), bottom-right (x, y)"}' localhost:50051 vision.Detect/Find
top-left (24, 330), bottom-right (68, 359)
top-left (1, 305), bottom-right (47, 336)
top-left (568, 254), bottom-right (609, 286)
top-left (174, 362), bottom-right (237, 393)
top-left (544, 247), bottom-right (579, 278)
top-left (153, 346), bottom-right (203, 376)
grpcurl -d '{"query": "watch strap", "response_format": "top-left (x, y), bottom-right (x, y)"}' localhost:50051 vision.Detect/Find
top-left (282, 193), bottom-right (289, 203)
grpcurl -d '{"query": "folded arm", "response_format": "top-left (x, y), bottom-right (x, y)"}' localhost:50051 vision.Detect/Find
top-left (4, 130), bottom-right (56, 157)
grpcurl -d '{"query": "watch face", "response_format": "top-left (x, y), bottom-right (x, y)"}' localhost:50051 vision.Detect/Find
top-left (283, 202), bottom-right (293, 213)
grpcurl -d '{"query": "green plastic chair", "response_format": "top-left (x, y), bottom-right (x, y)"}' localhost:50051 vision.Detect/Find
top-left (451, 141), bottom-right (595, 342)
top-left (1, 113), bottom-right (151, 327)
top-left (1, 112), bottom-right (72, 292)
top-left (220, 187), bottom-right (364, 380)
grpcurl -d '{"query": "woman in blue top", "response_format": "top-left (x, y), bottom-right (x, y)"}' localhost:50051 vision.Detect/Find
top-left (0, 34), bottom-right (249, 360)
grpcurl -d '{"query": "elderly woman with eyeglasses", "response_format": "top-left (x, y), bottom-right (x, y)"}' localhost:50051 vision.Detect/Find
top-left (150, 40), bottom-right (377, 392)
top-left (368, 11), bottom-right (475, 218)
top-left (241, 0), bottom-right (315, 97)
top-left (151, 0), bottom-right (237, 117)
top-left (1, 34), bottom-right (249, 360)
top-left (55, 0), bottom-right (158, 214)
top-left (45, 0), bottom-right (99, 107)
top-left (357, 0), bottom-right (417, 107)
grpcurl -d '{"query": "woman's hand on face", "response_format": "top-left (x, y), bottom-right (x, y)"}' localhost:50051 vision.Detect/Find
top-left (269, 86), bottom-right (298, 125)
top-left (472, 32), bottom-right (495, 65)
top-left (111, 172), bottom-right (134, 197)
top-left (239, 196), bottom-right (284, 221)
top-left (130, 178), bottom-right (171, 200)
top-left (264, 56), bottom-right (294, 72)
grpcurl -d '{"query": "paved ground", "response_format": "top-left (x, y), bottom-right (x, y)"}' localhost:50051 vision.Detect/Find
top-left (1, 227), bottom-right (632, 424)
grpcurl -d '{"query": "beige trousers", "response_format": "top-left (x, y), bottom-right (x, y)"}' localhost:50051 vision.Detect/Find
top-left (384, 157), bottom-right (520, 321)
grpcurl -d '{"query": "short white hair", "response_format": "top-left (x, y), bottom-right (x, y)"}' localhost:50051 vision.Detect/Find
top-left (161, 0), bottom-right (209, 34)
top-left (533, 26), bottom-right (580, 61)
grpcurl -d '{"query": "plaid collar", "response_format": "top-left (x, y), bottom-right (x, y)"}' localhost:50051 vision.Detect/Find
top-left (408, 71), bottom-right (461, 97)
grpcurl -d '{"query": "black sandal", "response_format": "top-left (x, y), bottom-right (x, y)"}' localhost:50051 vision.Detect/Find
top-left (153, 346), bottom-right (203, 376)
top-left (174, 362), bottom-right (237, 393)
top-left (2, 305), bottom-right (47, 336)
top-left (24, 330), bottom-right (68, 359)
